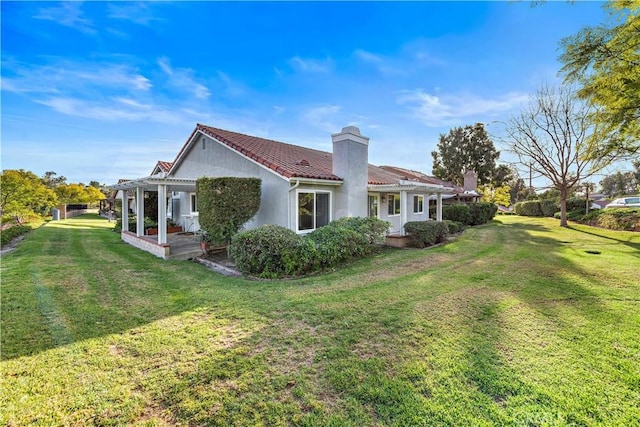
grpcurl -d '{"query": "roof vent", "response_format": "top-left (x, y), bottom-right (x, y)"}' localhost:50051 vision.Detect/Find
top-left (296, 159), bottom-right (310, 166)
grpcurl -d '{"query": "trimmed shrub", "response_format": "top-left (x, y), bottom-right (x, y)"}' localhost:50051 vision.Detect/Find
top-left (566, 198), bottom-right (588, 212)
top-left (442, 204), bottom-right (471, 224)
top-left (328, 216), bottom-right (390, 245)
top-left (404, 221), bottom-right (449, 248)
top-left (444, 220), bottom-right (464, 234)
top-left (230, 225), bottom-right (316, 279)
top-left (308, 224), bottom-right (365, 266)
top-left (197, 177), bottom-right (261, 244)
top-left (0, 224), bottom-right (31, 247)
top-left (540, 199), bottom-right (560, 217)
top-left (514, 200), bottom-right (543, 217)
top-left (468, 202), bottom-right (498, 225)
top-left (113, 216), bottom-right (155, 233)
top-left (597, 208), bottom-right (640, 231)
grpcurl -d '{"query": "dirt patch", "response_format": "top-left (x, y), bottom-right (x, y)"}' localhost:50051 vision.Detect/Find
top-left (0, 234), bottom-right (27, 256)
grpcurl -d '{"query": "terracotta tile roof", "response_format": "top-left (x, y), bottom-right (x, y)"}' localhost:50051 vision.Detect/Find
top-left (154, 161), bottom-right (173, 173)
top-left (379, 166), bottom-right (461, 190)
top-left (170, 123), bottom-right (447, 186)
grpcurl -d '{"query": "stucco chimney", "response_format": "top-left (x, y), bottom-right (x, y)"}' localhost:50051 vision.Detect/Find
top-left (463, 170), bottom-right (478, 192)
top-left (332, 126), bottom-right (369, 218)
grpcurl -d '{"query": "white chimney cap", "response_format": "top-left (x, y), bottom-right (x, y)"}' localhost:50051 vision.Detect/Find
top-left (341, 126), bottom-right (361, 136)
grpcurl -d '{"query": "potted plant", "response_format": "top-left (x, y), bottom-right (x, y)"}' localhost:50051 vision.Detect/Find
top-left (196, 230), bottom-right (211, 254)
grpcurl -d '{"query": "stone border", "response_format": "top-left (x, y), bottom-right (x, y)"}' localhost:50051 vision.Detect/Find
top-left (195, 256), bottom-right (241, 277)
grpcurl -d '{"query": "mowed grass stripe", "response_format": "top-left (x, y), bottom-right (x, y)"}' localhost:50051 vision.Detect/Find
top-left (1, 214), bottom-right (638, 426)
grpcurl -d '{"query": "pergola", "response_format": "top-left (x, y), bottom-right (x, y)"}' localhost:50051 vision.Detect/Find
top-left (368, 180), bottom-right (452, 235)
top-left (112, 175), bottom-right (196, 245)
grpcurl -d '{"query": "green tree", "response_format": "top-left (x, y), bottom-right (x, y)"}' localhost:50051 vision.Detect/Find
top-left (431, 123), bottom-right (500, 186)
top-left (55, 183), bottom-right (89, 204)
top-left (41, 171), bottom-right (67, 189)
top-left (504, 85), bottom-right (605, 227)
top-left (480, 184), bottom-right (512, 207)
top-left (559, 0), bottom-right (640, 162)
top-left (1, 169), bottom-right (58, 223)
top-left (599, 162), bottom-right (640, 196)
top-left (492, 164), bottom-right (514, 187)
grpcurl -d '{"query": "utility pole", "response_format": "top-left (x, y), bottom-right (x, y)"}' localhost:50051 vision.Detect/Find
top-left (529, 162), bottom-right (533, 189)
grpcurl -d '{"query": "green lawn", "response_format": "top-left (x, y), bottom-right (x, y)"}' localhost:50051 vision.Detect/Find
top-left (2, 214), bottom-right (639, 426)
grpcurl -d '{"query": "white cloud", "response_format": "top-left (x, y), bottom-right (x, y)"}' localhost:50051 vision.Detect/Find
top-left (107, 3), bottom-right (163, 26)
top-left (397, 89), bottom-right (529, 127)
top-left (157, 57), bottom-right (210, 99)
top-left (302, 105), bottom-right (342, 132)
top-left (1, 60), bottom-right (151, 94)
top-left (33, 2), bottom-right (95, 35)
top-left (354, 49), bottom-right (383, 63)
top-left (35, 96), bottom-right (207, 124)
top-left (217, 71), bottom-right (247, 98)
top-left (288, 56), bottom-right (333, 73)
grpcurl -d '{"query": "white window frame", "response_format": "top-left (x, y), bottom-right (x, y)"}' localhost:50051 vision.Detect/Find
top-left (413, 195), bottom-right (424, 214)
top-left (388, 193), bottom-right (401, 217)
top-left (368, 194), bottom-right (380, 218)
top-left (189, 192), bottom-right (198, 214)
top-left (296, 189), bottom-right (332, 233)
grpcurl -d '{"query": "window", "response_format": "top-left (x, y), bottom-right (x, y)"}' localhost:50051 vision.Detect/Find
top-left (368, 195), bottom-right (379, 218)
top-left (298, 191), bottom-right (330, 231)
top-left (388, 194), bottom-right (400, 216)
top-left (413, 195), bottom-right (424, 214)
top-left (190, 193), bottom-right (198, 213)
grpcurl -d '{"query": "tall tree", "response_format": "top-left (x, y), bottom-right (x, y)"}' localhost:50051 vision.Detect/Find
top-left (41, 171), bottom-right (67, 189)
top-left (1, 169), bottom-right (58, 223)
top-left (559, 0), bottom-right (640, 162)
top-left (504, 85), bottom-right (605, 227)
top-left (431, 123), bottom-right (500, 186)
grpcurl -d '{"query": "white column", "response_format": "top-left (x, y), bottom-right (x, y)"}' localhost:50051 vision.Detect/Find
top-left (121, 190), bottom-right (129, 232)
top-left (437, 192), bottom-right (443, 221)
top-left (158, 184), bottom-right (167, 244)
top-left (400, 190), bottom-right (407, 236)
top-left (136, 187), bottom-right (145, 236)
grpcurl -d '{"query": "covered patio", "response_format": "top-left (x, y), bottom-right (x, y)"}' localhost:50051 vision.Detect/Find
top-left (368, 180), bottom-right (449, 234)
top-left (112, 175), bottom-right (199, 259)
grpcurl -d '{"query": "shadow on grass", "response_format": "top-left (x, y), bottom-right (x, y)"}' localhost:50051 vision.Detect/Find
top-left (454, 221), bottom-right (631, 424)
top-left (567, 224), bottom-right (640, 257)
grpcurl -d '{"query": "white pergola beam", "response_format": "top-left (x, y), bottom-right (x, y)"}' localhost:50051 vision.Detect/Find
top-left (136, 187), bottom-right (145, 236)
top-left (158, 184), bottom-right (167, 244)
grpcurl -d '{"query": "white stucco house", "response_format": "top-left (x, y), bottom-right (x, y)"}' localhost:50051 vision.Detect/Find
top-left (112, 124), bottom-right (469, 258)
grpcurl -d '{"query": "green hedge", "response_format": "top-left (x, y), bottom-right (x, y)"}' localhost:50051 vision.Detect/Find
top-left (404, 221), bottom-right (449, 248)
top-left (308, 225), bottom-right (365, 266)
top-left (229, 225), bottom-right (317, 278)
top-left (442, 204), bottom-right (471, 224)
top-left (540, 200), bottom-right (560, 217)
top-left (197, 177), bottom-right (261, 244)
top-left (468, 202), bottom-right (498, 225)
top-left (514, 200), bottom-right (543, 217)
top-left (328, 217), bottom-right (390, 245)
top-left (0, 224), bottom-right (31, 247)
top-left (230, 217), bottom-right (389, 278)
top-left (566, 198), bottom-right (588, 212)
top-left (443, 203), bottom-right (496, 226)
top-left (444, 220), bottom-right (464, 234)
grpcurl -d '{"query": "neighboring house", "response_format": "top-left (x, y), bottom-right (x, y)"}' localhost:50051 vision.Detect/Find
top-left (107, 179), bottom-right (135, 215)
top-left (379, 166), bottom-right (481, 204)
top-left (112, 124), bottom-right (461, 257)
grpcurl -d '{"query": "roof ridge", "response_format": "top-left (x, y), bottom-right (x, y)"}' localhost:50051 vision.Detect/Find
top-left (197, 124), bottom-right (333, 157)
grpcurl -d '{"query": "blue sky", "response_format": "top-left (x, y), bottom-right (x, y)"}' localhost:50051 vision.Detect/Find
top-left (1, 1), bottom-right (611, 186)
